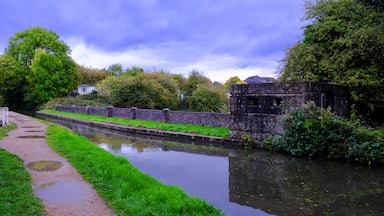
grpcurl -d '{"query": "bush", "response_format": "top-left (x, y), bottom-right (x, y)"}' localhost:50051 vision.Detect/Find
top-left (41, 93), bottom-right (110, 110)
top-left (265, 102), bottom-right (384, 166)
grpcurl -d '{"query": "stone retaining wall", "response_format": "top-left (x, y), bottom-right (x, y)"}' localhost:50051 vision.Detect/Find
top-left (36, 112), bottom-right (241, 147)
top-left (55, 105), bottom-right (229, 127)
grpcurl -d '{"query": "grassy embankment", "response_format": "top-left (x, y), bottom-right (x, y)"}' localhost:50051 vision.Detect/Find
top-left (0, 123), bottom-right (46, 216)
top-left (46, 123), bottom-right (223, 215)
top-left (40, 109), bottom-right (229, 138)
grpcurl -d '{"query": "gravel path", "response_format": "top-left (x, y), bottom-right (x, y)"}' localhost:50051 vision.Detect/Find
top-left (0, 112), bottom-right (115, 216)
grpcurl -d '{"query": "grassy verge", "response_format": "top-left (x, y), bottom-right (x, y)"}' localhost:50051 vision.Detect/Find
top-left (40, 109), bottom-right (229, 137)
top-left (0, 123), bottom-right (16, 139)
top-left (46, 123), bottom-right (223, 216)
top-left (0, 123), bottom-right (46, 216)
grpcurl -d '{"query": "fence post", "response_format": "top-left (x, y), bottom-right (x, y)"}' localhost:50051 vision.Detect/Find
top-left (107, 106), bottom-right (113, 117)
top-left (162, 108), bottom-right (170, 123)
top-left (0, 107), bottom-right (8, 126)
top-left (131, 107), bottom-right (137, 120)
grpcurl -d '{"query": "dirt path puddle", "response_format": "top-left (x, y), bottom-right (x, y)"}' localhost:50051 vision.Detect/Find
top-left (35, 180), bottom-right (89, 202)
top-left (16, 135), bottom-right (46, 139)
top-left (27, 160), bottom-right (63, 171)
top-left (21, 126), bottom-right (42, 128)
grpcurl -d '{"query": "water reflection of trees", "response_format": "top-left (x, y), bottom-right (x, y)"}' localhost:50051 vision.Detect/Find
top-left (91, 133), bottom-right (156, 153)
top-left (69, 124), bottom-right (158, 153)
top-left (229, 151), bottom-right (384, 216)
top-left (70, 123), bottom-right (228, 156)
top-left (63, 121), bottom-right (384, 215)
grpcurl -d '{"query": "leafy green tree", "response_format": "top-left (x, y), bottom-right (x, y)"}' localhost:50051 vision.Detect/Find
top-left (96, 75), bottom-right (123, 101)
top-left (279, 0), bottom-right (384, 123)
top-left (76, 65), bottom-right (107, 84)
top-left (182, 70), bottom-right (212, 97)
top-left (169, 73), bottom-right (188, 110)
top-left (26, 48), bottom-right (78, 105)
top-left (181, 70), bottom-right (231, 112)
top-left (189, 85), bottom-right (224, 112)
top-left (97, 69), bottom-right (229, 112)
top-left (0, 54), bottom-right (20, 108)
top-left (124, 66), bottom-right (144, 76)
top-left (170, 73), bottom-right (186, 90)
top-left (0, 27), bottom-right (79, 110)
top-left (224, 76), bottom-right (242, 90)
top-left (106, 63), bottom-right (123, 75)
top-left (357, 0), bottom-right (384, 11)
top-left (150, 71), bottom-right (179, 95)
top-left (212, 83), bottom-right (230, 113)
top-left (97, 73), bottom-right (178, 109)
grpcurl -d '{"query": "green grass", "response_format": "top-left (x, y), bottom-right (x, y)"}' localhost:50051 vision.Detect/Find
top-left (0, 123), bottom-right (46, 216)
top-left (0, 123), bottom-right (16, 139)
top-left (46, 123), bottom-right (223, 216)
top-left (40, 109), bottom-right (230, 138)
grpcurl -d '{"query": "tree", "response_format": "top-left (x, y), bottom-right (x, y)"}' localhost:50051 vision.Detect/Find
top-left (97, 72), bottom-right (178, 109)
top-left (224, 76), bottom-right (243, 90)
top-left (182, 70), bottom-right (212, 97)
top-left (0, 27), bottom-right (80, 110)
top-left (76, 65), bottom-right (107, 84)
top-left (26, 48), bottom-right (78, 105)
top-left (181, 70), bottom-right (230, 112)
top-left (124, 66), bottom-right (144, 76)
top-left (212, 82), bottom-right (230, 113)
top-left (106, 63), bottom-right (123, 75)
top-left (357, 0), bottom-right (384, 11)
top-left (279, 0), bottom-right (384, 123)
top-left (97, 69), bottom-right (229, 112)
top-left (189, 85), bottom-right (223, 112)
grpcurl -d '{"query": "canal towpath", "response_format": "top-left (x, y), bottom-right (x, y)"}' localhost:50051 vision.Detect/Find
top-left (0, 112), bottom-right (115, 216)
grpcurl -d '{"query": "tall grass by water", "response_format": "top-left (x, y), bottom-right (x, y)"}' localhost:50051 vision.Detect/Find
top-left (0, 123), bottom-right (45, 216)
top-left (41, 109), bottom-right (229, 137)
top-left (46, 123), bottom-right (223, 216)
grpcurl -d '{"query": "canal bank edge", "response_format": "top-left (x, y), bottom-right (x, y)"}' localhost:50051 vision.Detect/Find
top-left (36, 112), bottom-right (243, 149)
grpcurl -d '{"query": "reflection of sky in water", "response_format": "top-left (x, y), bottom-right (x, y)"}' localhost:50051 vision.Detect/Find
top-left (98, 143), bottom-right (268, 216)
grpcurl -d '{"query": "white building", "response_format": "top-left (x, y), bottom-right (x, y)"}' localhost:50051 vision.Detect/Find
top-left (77, 84), bottom-right (96, 95)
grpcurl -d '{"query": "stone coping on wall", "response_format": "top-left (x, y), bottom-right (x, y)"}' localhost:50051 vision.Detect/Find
top-left (36, 112), bottom-right (242, 148)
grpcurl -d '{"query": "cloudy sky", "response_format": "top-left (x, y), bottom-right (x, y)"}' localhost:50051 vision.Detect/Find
top-left (0, 0), bottom-right (307, 83)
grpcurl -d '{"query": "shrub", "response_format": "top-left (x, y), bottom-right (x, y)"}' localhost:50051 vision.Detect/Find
top-left (41, 94), bottom-right (110, 109)
top-left (265, 102), bottom-right (384, 166)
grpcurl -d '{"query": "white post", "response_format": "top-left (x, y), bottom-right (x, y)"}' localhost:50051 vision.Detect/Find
top-left (0, 107), bottom-right (8, 126)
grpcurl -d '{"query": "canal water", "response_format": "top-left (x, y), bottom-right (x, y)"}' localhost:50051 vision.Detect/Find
top-left (65, 123), bottom-right (384, 216)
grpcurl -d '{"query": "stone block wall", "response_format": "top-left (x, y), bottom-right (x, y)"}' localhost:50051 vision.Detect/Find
top-left (112, 107), bottom-right (133, 118)
top-left (88, 107), bottom-right (108, 116)
top-left (136, 109), bottom-right (164, 122)
top-left (168, 110), bottom-right (229, 127)
top-left (229, 82), bottom-right (350, 142)
top-left (55, 105), bottom-right (230, 127)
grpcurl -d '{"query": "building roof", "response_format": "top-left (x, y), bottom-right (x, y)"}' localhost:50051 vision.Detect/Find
top-left (245, 75), bottom-right (275, 84)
